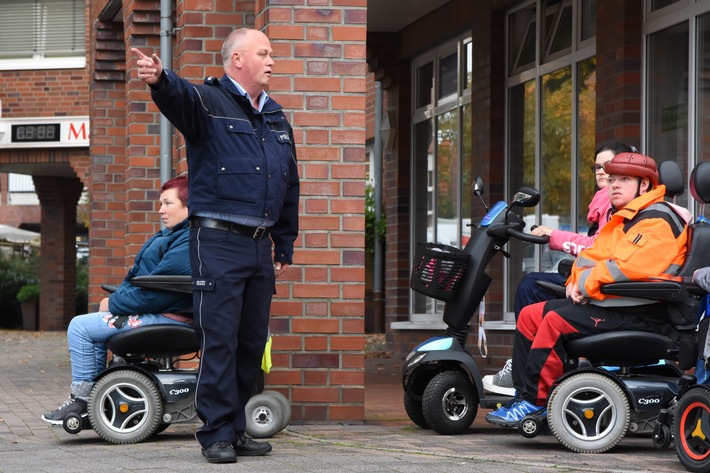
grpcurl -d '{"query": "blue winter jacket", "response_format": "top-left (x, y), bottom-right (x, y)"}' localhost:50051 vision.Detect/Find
top-left (108, 219), bottom-right (191, 316)
top-left (150, 72), bottom-right (299, 264)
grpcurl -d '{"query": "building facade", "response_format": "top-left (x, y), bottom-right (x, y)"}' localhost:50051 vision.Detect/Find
top-left (0, 0), bottom-right (708, 423)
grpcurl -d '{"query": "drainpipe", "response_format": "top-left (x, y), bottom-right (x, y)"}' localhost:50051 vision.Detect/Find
top-left (373, 82), bottom-right (384, 332)
top-left (159, 0), bottom-right (173, 186)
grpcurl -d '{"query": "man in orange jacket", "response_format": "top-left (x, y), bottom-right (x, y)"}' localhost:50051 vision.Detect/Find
top-left (486, 152), bottom-right (689, 427)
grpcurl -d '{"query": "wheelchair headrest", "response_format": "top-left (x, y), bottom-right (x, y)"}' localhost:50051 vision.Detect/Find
top-left (690, 161), bottom-right (710, 204)
top-left (659, 160), bottom-right (684, 198)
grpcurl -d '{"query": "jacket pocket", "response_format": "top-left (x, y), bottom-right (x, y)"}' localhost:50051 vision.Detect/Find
top-left (217, 156), bottom-right (264, 204)
top-left (615, 232), bottom-right (647, 262)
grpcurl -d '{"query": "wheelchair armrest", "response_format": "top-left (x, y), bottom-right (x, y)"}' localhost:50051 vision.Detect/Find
top-left (101, 284), bottom-right (119, 293)
top-left (129, 275), bottom-right (192, 294)
top-left (557, 259), bottom-right (573, 278)
top-left (600, 280), bottom-right (686, 301)
top-left (536, 280), bottom-right (566, 298)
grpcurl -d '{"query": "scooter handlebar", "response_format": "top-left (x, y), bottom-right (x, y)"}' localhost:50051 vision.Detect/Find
top-left (506, 227), bottom-right (550, 245)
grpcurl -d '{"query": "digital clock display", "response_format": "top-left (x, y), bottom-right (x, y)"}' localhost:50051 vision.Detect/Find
top-left (11, 123), bottom-right (61, 142)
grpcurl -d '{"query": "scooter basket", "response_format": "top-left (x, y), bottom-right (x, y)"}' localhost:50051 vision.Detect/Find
top-left (410, 242), bottom-right (469, 301)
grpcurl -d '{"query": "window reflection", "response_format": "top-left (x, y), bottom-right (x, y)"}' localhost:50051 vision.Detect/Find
top-left (698, 13), bottom-right (710, 219)
top-left (576, 57), bottom-right (597, 233)
top-left (439, 52), bottom-right (458, 99)
top-left (647, 22), bottom-right (689, 209)
top-left (507, 80), bottom-right (537, 313)
top-left (416, 62), bottom-right (434, 109)
top-left (412, 119), bottom-right (435, 315)
top-left (541, 66), bottom-right (572, 272)
top-left (436, 110), bottom-right (460, 247)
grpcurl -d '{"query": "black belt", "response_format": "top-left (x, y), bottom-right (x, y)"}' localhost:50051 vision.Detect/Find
top-left (190, 217), bottom-right (269, 239)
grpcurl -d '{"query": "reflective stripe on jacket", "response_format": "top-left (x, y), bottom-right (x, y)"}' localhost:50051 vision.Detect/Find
top-left (568, 185), bottom-right (688, 306)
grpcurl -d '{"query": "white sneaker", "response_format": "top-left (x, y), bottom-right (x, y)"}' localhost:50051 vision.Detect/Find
top-left (482, 359), bottom-right (515, 396)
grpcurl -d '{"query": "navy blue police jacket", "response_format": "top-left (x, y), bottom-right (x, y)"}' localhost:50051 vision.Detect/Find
top-left (108, 218), bottom-right (191, 316)
top-left (150, 71), bottom-right (299, 264)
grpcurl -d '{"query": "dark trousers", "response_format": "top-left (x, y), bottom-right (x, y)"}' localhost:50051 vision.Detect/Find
top-left (512, 299), bottom-right (668, 405)
top-left (190, 226), bottom-right (274, 448)
top-left (513, 271), bottom-right (566, 320)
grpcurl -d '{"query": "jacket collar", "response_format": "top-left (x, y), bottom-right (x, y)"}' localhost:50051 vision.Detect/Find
top-left (613, 185), bottom-right (667, 220)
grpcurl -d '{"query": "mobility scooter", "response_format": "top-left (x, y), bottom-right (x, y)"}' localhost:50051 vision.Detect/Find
top-left (60, 275), bottom-right (290, 444)
top-left (402, 179), bottom-right (549, 435)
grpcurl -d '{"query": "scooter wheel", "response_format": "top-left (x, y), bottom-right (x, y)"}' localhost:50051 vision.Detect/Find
top-left (421, 370), bottom-right (477, 435)
top-left (263, 390), bottom-right (291, 431)
top-left (63, 413), bottom-right (84, 435)
top-left (245, 393), bottom-right (283, 439)
top-left (652, 422), bottom-right (672, 449)
top-left (518, 414), bottom-right (542, 438)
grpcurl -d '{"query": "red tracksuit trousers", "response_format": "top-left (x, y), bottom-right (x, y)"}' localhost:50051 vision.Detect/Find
top-left (511, 298), bottom-right (669, 406)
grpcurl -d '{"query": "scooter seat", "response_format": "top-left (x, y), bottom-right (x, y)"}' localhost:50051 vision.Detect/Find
top-left (565, 330), bottom-right (677, 367)
top-left (107, 324), bottom-right (199, 358)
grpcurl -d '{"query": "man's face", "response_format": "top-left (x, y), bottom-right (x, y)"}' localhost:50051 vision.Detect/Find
top-left (234, 31), bottom-right (274, 94)
top-left (607, 174), bottom-right (649, 208)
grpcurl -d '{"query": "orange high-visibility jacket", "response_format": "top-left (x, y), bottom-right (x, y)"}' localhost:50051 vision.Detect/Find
top-left (568, 185), bottom-right (689, 306)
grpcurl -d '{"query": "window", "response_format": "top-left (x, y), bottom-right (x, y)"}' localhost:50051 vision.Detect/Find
top-left (410, 37), bottom-right (473, 319)
top-left (644, 1), bottom-right (710, 218)
top-left (505, 1), bottom-right (596, 320)
top-left (0, 0), bottom-right (86, 70)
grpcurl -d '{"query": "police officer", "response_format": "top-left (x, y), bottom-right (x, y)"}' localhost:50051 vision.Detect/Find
top-left (132, 28), bottom-right (299, 464)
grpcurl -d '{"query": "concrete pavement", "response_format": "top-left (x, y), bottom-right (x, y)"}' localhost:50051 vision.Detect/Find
top-left (0, 330), bottom-right (687, 472)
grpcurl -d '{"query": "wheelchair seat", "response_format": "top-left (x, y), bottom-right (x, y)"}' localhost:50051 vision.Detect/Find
top-left (565, 330), bottom-right (678, 367)
top-left (106, 324), bottom-right (199, 358)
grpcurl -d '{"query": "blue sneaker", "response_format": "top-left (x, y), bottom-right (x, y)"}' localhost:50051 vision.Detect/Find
top-left (485, 398), bottom-right (545, 428)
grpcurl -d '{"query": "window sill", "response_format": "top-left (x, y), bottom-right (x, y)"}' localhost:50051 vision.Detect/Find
top-left (390, 320), bottom-right (516, 331)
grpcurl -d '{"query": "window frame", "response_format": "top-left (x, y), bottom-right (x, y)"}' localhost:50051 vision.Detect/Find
top-left (0, 0), bottom-right (86, 71)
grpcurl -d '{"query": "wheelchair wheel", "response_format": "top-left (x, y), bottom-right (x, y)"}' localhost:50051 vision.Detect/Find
top-left (547, 372), bottom-right (629, 453)
top-left (421, 370), bottom-right (477, 435)
top-left (674, 386), bottom-right (710, 472)
top-left (263, 390), bottom-right (291, 431)
top-left (245, 393), bottom-right (284, 439)
top-left (88, 370), bottom-right (163, 444)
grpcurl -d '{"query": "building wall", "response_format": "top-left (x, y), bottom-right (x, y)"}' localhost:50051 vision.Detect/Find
top-left (88, 0), bottom-right (368, 423)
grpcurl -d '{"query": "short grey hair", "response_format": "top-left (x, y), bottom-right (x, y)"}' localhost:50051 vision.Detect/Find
top-left (221, 28), bottom-right (251, 65)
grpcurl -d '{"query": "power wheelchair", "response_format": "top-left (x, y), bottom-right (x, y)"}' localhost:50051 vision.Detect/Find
top-left (60, 275), bottom-right (290, 444)
top-left (519, 160), bottom-right (710, 454)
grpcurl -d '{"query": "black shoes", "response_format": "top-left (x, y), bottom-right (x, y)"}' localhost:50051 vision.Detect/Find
top-left (233, 432), bottom-right (272, 456)
top-left (202, 433), bottom-right (271, 463)
top-left (41, 396), bottom-right (87, 425)
top-left (202, 441), bottom-right (237, 464)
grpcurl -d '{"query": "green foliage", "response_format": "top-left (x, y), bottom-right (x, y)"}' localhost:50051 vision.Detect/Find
top-left (0, 251), bottom-right (39, 328)
top-left (75, 256), bottom-right (88, 314)
top-left (16, 283), bottom-right (39, 302)
top-left (365, 183), bottom-right (386, 253)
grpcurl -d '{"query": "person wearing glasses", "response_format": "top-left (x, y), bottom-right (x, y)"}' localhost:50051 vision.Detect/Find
top-left (483, 141), bottom-right (635, 396)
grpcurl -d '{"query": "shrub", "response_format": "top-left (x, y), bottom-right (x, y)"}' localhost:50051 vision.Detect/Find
top-left (16, 283), bottom-right (39, 302)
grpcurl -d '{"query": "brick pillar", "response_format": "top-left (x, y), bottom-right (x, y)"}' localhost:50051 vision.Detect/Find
top-left (33, 176), bottom-right (85, 330)
top-left (256, 2), bottom-right (368, 422)
top-left (596, 0), bottom-right (643, 143)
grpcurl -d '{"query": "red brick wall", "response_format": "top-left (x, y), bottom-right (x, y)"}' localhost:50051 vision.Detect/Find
top-left (596, 0), bottom-right (643, 144)
top-left (256, 0), bottom-right (368, 423)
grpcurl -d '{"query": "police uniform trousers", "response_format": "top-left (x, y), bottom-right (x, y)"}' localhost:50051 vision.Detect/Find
top-left (512, 298), bottom-right (669, 406)
top-left (190, 225), bottom-right (274, 448)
